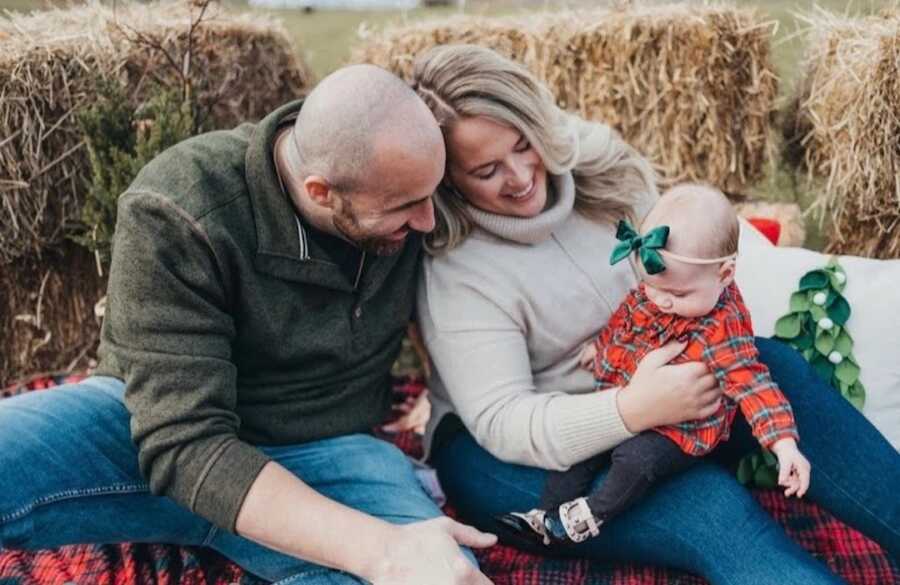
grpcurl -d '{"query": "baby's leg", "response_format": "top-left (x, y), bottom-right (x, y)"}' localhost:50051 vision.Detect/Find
top-left (497, 434), bottom-right (695, 545)
top-left (540, 454), bottom-right (605, 510)
top-left (586, 431), bottom-right (696, 522)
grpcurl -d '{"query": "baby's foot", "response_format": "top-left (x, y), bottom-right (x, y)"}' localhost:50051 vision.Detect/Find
top-left (495, 508), bottom-right (551, 545)
top-left (556, 497), bottom-right (602, 543)
top-left (495, 498), bottom-right (602, 546)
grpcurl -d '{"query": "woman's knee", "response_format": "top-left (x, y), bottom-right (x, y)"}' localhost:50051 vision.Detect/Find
top-left (755, 337), bottom-right (813, 387)
top-left (599, 463), bottom-right (838, 583)
top-left (637, 462), bottom-right (763, 530)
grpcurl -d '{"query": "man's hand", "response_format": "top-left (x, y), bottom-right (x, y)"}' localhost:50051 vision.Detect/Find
top-left (771, 438), bottom-right (811, 498)
top-left (368, 517), bottom-right (497, 585)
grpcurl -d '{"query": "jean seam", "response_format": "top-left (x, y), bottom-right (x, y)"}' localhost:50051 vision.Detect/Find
top-left (201, 524), bottom-right (218, 547)
top-left (815, 462), bottom-right (900, 541)
top-left (270, 567), bottom-right (361, 585)
top-left (0, 483), bottom-right (148, 525)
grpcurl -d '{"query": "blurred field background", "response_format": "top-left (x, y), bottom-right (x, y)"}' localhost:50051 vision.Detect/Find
top-left (3, 1), bottom-right (888, 85)
top-left (1, 0), bottom-right (895, 245)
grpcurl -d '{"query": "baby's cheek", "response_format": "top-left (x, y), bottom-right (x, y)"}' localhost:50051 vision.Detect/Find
top-left (681, 297), bottom-right (714, 318)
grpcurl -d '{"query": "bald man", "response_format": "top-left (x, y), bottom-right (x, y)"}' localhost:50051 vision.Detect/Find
top-left (0, 65), bottom-right (495, 584)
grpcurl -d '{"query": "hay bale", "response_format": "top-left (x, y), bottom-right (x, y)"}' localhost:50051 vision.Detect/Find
top-left (783, 9), bottom-right (900, 258)
top-left (0, 0), bottom-right (314, 265)
top-left (354, 4), bottom-right (778, 196)
top-left (0, 244), bottom-right (106, 387)
top-left (357, 14), bottom-right (548, 81)
top-left (0, 0), bottom-right (314, 384)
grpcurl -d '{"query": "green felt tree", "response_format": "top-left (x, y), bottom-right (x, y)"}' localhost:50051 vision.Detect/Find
top-left (736, 258), bottom-right (864, 488)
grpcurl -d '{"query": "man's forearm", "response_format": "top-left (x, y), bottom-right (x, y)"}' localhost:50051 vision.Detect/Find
top-left (234, 461), bottom-right (392, 580)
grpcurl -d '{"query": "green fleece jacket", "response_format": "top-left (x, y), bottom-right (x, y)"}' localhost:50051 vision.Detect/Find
top-left (95, 100), bottom-right (421, 532)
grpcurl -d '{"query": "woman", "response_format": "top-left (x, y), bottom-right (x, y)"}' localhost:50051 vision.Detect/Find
top-left (410, 44), bottom-right (899, 584)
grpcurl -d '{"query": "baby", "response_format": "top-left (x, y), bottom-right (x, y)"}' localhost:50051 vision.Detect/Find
top-left (498, 183), bottom-right (811, 546)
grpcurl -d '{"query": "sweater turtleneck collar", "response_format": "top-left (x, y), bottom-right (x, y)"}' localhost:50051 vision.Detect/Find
top-left (463, 172), bottom-right (575, 245)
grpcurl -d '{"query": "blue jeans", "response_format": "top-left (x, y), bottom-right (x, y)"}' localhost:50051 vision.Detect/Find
top-left (0, 376), bottom-right (460, 584)
top-left (432, 338), bottom-right (900, 585)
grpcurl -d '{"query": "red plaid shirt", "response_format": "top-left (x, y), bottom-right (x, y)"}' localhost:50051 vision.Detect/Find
top-left (592, 282), bottom-right (798, 455)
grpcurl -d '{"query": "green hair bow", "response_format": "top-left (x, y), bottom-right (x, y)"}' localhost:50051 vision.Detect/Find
top-left (610, 219), bottom-right (669, 275)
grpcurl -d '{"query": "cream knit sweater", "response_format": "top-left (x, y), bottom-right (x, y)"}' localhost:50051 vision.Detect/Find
top-left (418, 173), bottom-right (641, 470)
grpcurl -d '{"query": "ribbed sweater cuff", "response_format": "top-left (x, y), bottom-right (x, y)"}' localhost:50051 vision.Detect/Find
top-left (191, 439), bottom-right (272, 532)
top-left (552, 389), bottom-right (635, 465)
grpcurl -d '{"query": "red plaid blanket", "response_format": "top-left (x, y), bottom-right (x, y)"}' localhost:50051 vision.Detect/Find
top-left (1, 375), bottom-right (896, 585)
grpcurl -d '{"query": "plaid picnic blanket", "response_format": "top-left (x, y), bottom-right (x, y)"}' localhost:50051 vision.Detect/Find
top-left (1, 374), bottom-right (896, 585)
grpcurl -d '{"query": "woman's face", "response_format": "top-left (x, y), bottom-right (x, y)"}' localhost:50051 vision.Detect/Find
top-left (445, 116), bottom-right (548, 218)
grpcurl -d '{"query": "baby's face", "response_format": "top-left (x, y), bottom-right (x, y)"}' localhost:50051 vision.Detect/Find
top-left (639, 259), bottom-right (728, 318)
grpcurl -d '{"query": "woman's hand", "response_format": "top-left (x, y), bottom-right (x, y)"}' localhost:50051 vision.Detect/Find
top-left (381, 390), bottom-right (431, 434)
top-left (579, 342), bottom-right (598, 370)
top-left (616, 341), bottom-right (721, 432)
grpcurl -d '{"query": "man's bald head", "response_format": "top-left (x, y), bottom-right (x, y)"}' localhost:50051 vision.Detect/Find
top-left (292, 64), bottom-right (443, 194)
top-left (642, 183), bottom-right (739, 259)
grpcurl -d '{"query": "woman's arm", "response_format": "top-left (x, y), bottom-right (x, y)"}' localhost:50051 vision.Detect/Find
top-left (423, 308), bottom-right (631, 470)
top-left (420, 291), bottom-right (720, 470)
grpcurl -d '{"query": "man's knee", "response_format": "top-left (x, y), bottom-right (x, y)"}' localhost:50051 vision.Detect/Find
top-left (331, 434), bottom-right (415, 483)
top-left (309, 434), bottom-right (442, 523)
top-left (0, 378), bottom-right (137, 504)
top-left (0, 390), bottom-right (60, 459)
top-left (0, 378), bottom-right (125, 447)
top-left (273, 433), bottom-right (423, 498)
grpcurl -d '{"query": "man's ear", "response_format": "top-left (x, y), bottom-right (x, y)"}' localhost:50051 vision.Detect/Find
top-left (303, 175), bottom-right (335, 209)
top-left (719, 258), bottom-right (736, 287)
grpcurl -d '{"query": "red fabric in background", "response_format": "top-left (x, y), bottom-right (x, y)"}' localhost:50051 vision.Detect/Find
top-left (746, 217), bottom-right (781, 246)
top-left (1, 374), bottom-right (896, 585)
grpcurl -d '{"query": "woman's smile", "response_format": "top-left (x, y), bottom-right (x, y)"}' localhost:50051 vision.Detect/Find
top-left (505, 178), bottom-right (535, 200)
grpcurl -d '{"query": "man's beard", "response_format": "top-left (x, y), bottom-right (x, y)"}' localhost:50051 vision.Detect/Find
top-left (333, 209), bottom-right (407, 257)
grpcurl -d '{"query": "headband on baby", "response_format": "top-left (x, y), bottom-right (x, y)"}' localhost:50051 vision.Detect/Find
top-left (609, 219), bottom-right (737, 275)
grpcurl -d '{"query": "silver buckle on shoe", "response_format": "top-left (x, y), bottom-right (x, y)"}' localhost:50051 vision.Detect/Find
top-left (559, 497), bottom-right (601, 543)
top-left (510, 509), bottom-right (550, 545)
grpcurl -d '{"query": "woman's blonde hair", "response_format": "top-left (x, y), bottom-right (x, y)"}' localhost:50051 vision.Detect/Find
top-left (411, 44), bottom-right (659, 254)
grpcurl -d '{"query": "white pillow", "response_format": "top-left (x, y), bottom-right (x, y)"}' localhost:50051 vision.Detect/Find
top-left (736, 219), bottom-right (900, 450)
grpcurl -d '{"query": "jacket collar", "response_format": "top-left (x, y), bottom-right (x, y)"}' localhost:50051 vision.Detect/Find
top-left (244, 100), bottom-right (416, 295)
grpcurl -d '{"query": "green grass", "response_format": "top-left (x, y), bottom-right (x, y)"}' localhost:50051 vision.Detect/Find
top-left (220, 0), bottom-right (532, 76)
top-left (3, 0), bottom-right (894, 246)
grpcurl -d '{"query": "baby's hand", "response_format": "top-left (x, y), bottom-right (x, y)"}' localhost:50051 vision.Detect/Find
top-left (579, 342), bottom-right (598, 370)
top-left (770, 438), bottom-right (810, 498)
